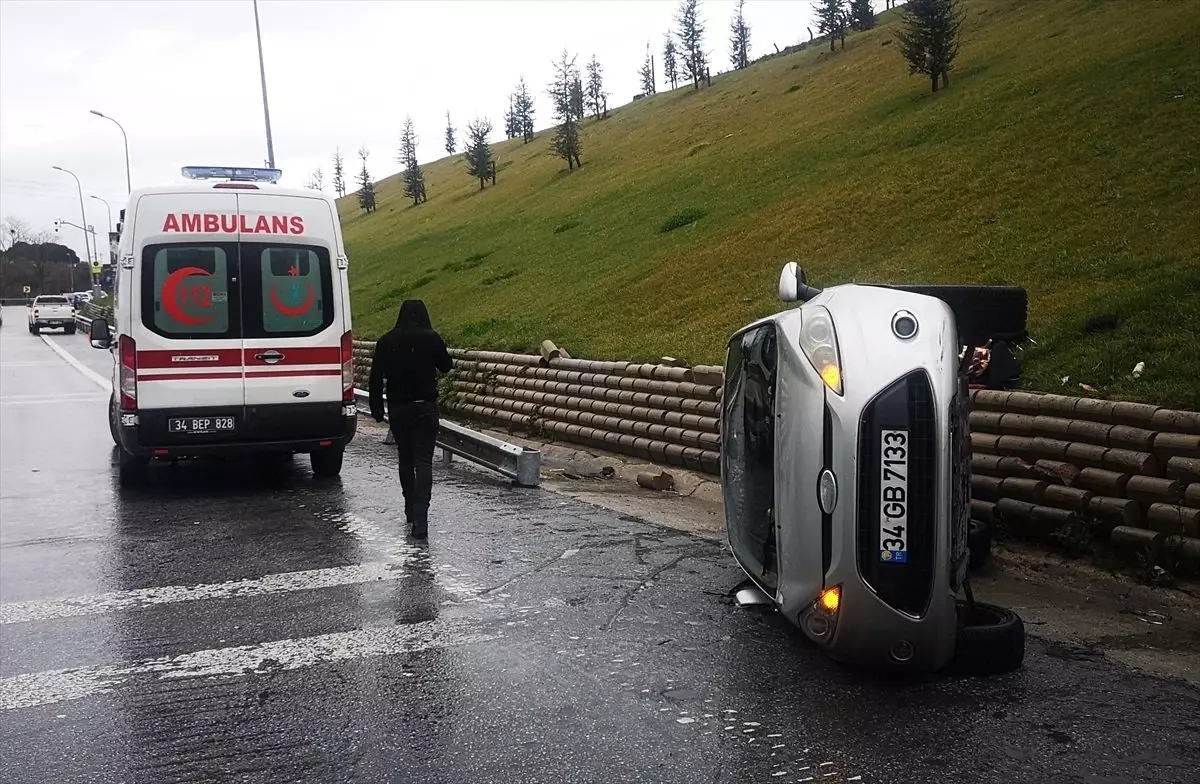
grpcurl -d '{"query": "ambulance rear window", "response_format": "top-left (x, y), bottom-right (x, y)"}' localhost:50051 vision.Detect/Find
top-left (143, 245), bottom-right (234, 338)
top-left (246, 245), bottom-right (333, 336)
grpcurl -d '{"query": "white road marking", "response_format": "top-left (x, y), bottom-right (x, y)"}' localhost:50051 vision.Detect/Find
top-left (1, 394), bottom-right (108, 407)
top-left (39, 335), bottom-right (111, 392)
top-left (0, 562), bottom-right (413, 625)
top-left (0, 618), bottom-right (499, 710)
top-left (560, 548), bottom-right (580, 559)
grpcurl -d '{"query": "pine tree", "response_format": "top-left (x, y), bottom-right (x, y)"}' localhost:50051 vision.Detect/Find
top-left (639, 43), bottom-right (656, 96)
top-left (663, 34), bottom-right (680, 90)
top-left (503, 95), bottom-right (518, 139)
top-left (444, 112), bottom-right (457, 154)
top-left (896, 0), bottom-right (963, 92)
top-left (463, 118), bottom-right (495, 190)
top-left (397, 116), bottom-right (427, 206)
top-left (729, 0), bottom-right (750, 70)
top-left (815, 0), bottom-right (848, 52)
top-left (569, 74), bottom-right (585, 120)
top-left (356, 147), bottom-right (375, 213)
top-left (585, 55), bottom-right (606, 120)
top-left (312, 167), bottom-right (323, 192)
top-left (332, 148), bottom-right (346, 198)
top-left (675, 0), bottom-right (707, 90)
top-left (849, 0), bottom-right (875, 30)
top-left (548, 50), bottom-right (583, 171)
top-left (513, 77), bottom-right (536, 143)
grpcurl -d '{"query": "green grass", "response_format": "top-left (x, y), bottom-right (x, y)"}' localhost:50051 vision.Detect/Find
top-left (340, 0), bottom-right (1200, 408)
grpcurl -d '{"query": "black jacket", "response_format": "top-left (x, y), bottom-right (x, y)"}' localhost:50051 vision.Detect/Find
top-left (368, 300), bottom-right (453, 421)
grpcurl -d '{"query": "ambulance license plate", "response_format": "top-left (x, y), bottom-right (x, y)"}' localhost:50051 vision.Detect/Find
top-left (168, 416), bottom-right (237, 435)
top-left (879, 428), bottom-right (909, 564)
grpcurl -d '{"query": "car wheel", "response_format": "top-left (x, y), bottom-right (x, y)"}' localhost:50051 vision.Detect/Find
top-left (310, 446), bottom-right (344, 479)
top-left (108, 395), bottom-right (122, 447)
top-left (968, 518), bottom-right (992, 572)
top-left (31, 325), bottom-right (39, 335)
top-left (65, 325), bottom-right (76, 335)
top-left (947, 600), bottom-right (1025, 676)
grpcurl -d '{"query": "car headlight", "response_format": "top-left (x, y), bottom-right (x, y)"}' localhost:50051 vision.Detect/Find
top-left (799, 305), bottom-right (843, 395)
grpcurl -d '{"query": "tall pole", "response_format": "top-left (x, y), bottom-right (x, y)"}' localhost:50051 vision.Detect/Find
top-left (90, 195), bottom-right (113, 234)
top-left (253, 0), bottom-right (276, 168)
top-left (52, 166), bottom-right (92, 272)
top-left (89, 111), bottom-right (131, 194)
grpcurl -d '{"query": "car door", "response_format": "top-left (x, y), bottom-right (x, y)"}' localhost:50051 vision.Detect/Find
top-left (132, 192), bottom-right (245, 415)
top-left (722, 322), bottom-right (782, 597)
top-left (236, 192), bottom-right (344, 440)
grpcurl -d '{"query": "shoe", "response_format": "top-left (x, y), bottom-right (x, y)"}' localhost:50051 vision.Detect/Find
top-left (410, 523), bottom-right (428, 539)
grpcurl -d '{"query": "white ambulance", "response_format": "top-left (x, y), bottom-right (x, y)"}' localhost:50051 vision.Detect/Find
top-left (89, 166), bottom-right (357, 484)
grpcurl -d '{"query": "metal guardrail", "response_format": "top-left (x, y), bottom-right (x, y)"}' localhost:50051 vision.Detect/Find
top-left (353, 388), bottom-right (541, 487)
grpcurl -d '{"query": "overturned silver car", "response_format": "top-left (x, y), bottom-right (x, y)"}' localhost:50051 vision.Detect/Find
top-left (722, 262), bottom-right (1026, 675)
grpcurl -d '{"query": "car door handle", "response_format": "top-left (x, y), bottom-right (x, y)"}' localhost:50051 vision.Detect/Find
top-left (255, 350), bottom-right (285, 364)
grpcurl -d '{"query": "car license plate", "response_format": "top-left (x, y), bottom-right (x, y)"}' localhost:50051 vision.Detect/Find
top-left (879, 428), bottom-right (909, 564)
top-left (168, 416), bottom-right (236, 435)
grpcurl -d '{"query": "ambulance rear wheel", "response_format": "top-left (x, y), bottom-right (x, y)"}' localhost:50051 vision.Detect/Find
top-left (310, 446), bottom-right (344, 480)
top-left (108, 395), bottom-right (121, 447)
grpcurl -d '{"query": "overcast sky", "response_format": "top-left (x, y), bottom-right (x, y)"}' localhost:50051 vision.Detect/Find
top-left (0, 0), bottom-right (820, 263)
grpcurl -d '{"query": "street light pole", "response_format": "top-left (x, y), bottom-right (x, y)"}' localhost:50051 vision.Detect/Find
top-left (52, 166), bottom-right (92, 270)
top-left (89, 110), bottom-right (131, 194)
top-left (253, 0), bottom-right (276, 168)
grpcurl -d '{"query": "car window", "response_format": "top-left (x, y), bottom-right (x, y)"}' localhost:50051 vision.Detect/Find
top-left (141, 243), bottom-right (238, 339)
top-left (37, 296), bottom-right (69, 304)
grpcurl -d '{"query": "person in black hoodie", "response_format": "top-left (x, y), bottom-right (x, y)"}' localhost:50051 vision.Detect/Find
top-left (368, 300), bottom-right (453, 538)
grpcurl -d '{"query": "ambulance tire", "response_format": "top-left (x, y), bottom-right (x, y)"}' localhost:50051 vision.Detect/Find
top-left (108, 395), bottom-right (121, 447)
top-left (310, 446), bottom-right (344, 480)
top-left (118, 448), bottom-right (149, 487)
top-left (947, 601), bottom-right (1025, 676)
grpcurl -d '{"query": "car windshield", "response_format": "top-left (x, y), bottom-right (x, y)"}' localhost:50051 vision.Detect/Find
top-left (37, 296), bottom-right (68, 304)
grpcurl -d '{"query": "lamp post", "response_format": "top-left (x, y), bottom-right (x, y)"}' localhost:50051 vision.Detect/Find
top-left (51, 166), bottom-right (92, 271)
top-left (89, 110), bottom-right (131, 193)
top-left (252, 0), bottom-right (276, 168)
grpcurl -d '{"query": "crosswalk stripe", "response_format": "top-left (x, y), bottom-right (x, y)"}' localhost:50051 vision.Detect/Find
top-left (0, 562), bottom-right (413, 625)
top-left (0, 618), bottom-right (500, 711)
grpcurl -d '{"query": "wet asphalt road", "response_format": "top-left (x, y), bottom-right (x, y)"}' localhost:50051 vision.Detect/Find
top-left (1, 307), bottom-right (1198, 784)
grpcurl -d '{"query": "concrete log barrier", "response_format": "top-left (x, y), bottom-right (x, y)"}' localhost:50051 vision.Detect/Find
top-left (971, 433), bottom-right (1001, 454)
top-left (1145, 503), bottom-right (1200, 537)
top-left (1100, 448), bottom-right (1159, 476)
top-left (455, 373), bottom-right (722, 419)
top-left (1087, 496), bottom-right (1141, 529)
top-left (1107, 425), bottom-right (1157, 451)
top-left (969, 411), bottom-right (1005, 432)
top-left (1033, 459), bottom-right (1080, 485)
top-left (971, 454), bottom-right (1036, 478)
top-left (1186, 483), bottom-right (1200, 509)
top-left (1000, 477), bottom-right (1049, 504)
top-left (971, 499), bottom-right (997, 522)
top-left (1042, 484), bottom-right (1094, 512)
top-left (1152, 433), bottom-right (1200, 460)
top-left (1111, 525), bottom-right (1160, 555)
top-left (1073, 397), bottom-right (1117, 423)
top-left (970, 475), bottom-right (1004, 502)
top-left (1038, 394), bottom-right (1083, 417)
top-left (1166, 457), bottom-right (1200, 483)
top-left (1125, 476), bottom-right (1183, 508)
top-left (477, 384), bottom-right (720, 434)
top-left (1075, 467), bottom-right (1132, 496)
top-left (1151, 408), bottom-right (1200, 435)
top-left (1111, 401), bottom-right (1162, 428)
top-left (1064, 442), bottom-right (1109, 468)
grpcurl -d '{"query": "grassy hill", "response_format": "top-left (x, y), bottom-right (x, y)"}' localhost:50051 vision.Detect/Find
top-left (338, 0), bottom-right (1200, 408)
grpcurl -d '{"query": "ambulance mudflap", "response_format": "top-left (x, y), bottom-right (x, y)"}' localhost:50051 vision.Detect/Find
top-left (103, 179), bottom-right (356, 479)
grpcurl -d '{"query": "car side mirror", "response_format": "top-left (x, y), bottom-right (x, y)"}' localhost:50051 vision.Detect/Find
top-left (89, 318), bottom-right (111, 349)
top-left (778, 260), bottom-right (822, 304)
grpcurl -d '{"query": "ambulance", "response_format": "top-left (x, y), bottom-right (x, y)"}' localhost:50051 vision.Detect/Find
top-left (89, 166), bottom-right (357, 484)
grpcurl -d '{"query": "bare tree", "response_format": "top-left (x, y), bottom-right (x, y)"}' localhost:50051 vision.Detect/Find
top-left (332, 148), bottom-right (346, 198)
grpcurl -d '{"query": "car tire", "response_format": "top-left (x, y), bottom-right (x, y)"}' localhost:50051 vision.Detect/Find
top-left (118, 448), bottom-right (149, 487)
top-left (65, 325), bottom-right (76, 335)
top-left (968, 518), bottom-right (992, 572)
top-left (310, 446), bottom-right (344, 479)
top-left (108, 395), bottom-right (122, 447)
top-left (947, 600), bottom-right (1025, 676)
top-left (31, 325), bottom-right (39, 335)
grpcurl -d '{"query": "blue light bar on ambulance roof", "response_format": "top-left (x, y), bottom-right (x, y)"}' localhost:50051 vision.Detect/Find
top-left (181, 166), bottom-right (283, 183)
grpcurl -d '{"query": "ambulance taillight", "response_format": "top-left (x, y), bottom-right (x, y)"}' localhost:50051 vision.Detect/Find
top-left (119, 335), bottom-right (138, 410)
top-left (341, 331), bottom-right (354, 402)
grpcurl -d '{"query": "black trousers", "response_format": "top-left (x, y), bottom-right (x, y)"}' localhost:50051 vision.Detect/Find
top-left (390, 400), bottom-right (440, 522)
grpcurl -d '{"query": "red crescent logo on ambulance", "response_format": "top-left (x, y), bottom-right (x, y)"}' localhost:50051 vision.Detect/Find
top-left (270, 282), bottom-right (315, 317)
top-left (162, 266), bottom-right (214, 325)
